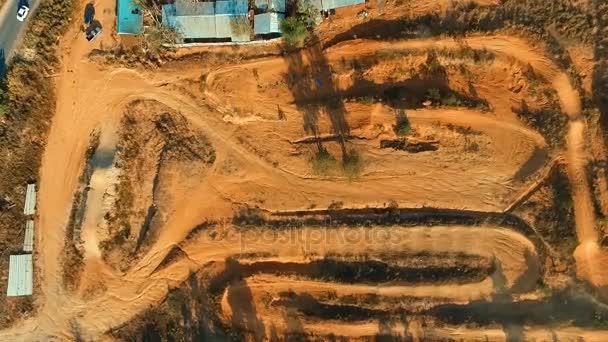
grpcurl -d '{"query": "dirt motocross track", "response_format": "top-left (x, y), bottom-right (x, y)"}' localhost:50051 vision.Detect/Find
top-left (2, 0), bottom-right (608, 340)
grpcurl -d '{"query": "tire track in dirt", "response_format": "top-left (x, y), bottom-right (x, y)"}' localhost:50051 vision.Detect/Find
top-left (73, 225), bottom-right (539, 339)
top-left (322, 35), bottom-right (603, 290)
top-left (86, 34), bottom-right (600, 336)
top-left (220, 275), bottom-right (608, 341)
top-left (204, 35), bottom-right (596, 252)
top-left (201, 47), bottom-right (548, 211)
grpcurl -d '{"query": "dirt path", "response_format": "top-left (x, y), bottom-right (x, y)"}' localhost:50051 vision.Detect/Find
top-left (323, 35), bottom-right (604, 287)
top-left (221, 274), bottom-right (608, 341)
top-left (224, 274), bottom-right (497, 305)
top-left (202, 54), bottom-right (548, 211)
top-left (204, 34), bottom-right (597, 250)
top-left (72, 225), bottom-right (540, 338)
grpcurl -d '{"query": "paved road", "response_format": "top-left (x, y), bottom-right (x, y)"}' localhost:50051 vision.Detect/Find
top-left (0, 0), bottom-right (39, 71)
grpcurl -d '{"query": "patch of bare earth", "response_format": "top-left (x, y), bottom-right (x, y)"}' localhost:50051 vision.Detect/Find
top-left (100, 100), bottom-right (216, 272)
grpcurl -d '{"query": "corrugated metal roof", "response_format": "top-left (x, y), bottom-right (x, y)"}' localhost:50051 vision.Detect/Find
top-left (172, 0), bottom-right (247, 15)
top-left (320, 0), bottom-right (365, 10)
top-left (117, 0), bottom-right (143, 34)
top-left (215, 15), bottom-right (234, 38)
top-left (175, 0), bottom-right (213, 15)
top-left (254, 13), bottom-right (284, 34)
top-left (23, 183), bottom-right (36, 216)
top-left (162, 3), bottom-right (177, 27)
top-left (23, 220), bottom-right (34, 252)
top-left (170, 14), bottom-right (250, 41)
top-left (6, 254), bottom-right (33, 297)
top-left (200, 2), bottom-right (217, 15)
top-left (255, 0), bottom-right (286, 13)
top-left (216, 0), bottom-right (248, 15)
top-left (173, 16), bottom-right (218, 38)
top-left (163, 0), bottom-right (250, 40)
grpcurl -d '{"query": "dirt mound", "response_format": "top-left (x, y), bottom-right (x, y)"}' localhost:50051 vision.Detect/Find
top-left (100, 100), bottom-right (215, 271)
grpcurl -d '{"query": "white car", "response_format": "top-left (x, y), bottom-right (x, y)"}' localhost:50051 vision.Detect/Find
top-left (17, 5), bottom-right (29, 22)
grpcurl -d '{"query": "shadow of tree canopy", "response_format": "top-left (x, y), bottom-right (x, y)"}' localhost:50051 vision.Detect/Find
top-left (109, 270), bottom-right (231, 341)
top-left (284, 37), bottom-right (350, 159)
top-left (428, 287), bottom-right (608, 329)
top-left (227, 278), bottom-right (266, 341)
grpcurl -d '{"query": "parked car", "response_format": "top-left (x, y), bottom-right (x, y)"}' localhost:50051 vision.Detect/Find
top-left (16, 5), bottom-right (29, 22)
top-left (84, 3), bottom-right (95, 25)
top-left (86, 26), bottom-right (102, 41)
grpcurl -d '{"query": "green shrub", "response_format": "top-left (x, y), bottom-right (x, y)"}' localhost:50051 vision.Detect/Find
top-left (281, 17), bottom-right (309, 50)
top-left (297, 0), bottom-right (321, 28)
top-left (393, 110), bottom-right (411, 136)
top-left (311, 148), bottom-right (338, 175)
top-left (419, 50), bottom-right (446, 79)
top-left (343, 149), bottom-right (363, 179)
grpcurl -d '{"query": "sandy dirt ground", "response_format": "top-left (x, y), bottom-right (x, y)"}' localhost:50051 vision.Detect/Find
top-left (0, 0), bottom-right (607, 339)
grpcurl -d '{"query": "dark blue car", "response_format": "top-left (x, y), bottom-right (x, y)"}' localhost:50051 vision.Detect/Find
top-left (84, 3), bottom-right (95, 25)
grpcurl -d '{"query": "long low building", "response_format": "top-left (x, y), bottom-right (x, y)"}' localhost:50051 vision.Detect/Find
top-left (23, 219), bottom-right (34, 252)
top-left (23, 183), bottom-right (36, 216)
top-left (254, 12), bottom-right (284, 36)
top-left (162, 0), bottom-right (251, 42)
top-left (6, 254), bottom-right (33, 297)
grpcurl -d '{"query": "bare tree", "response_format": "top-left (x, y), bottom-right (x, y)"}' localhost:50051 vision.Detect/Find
top-left (133, 0), bottom-right (182, 52)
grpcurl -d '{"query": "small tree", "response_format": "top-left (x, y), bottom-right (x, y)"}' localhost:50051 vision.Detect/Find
top-left (143, 24), bottom-right (181, 54)
top-left (419, 49), bottom-right (447, 79)
top-left (311, 148), bottom-right (338, 175)
top-left (281, 17), bottom-right (309, 50)
top-left (343, 149), bottom-right (363, 180)
top-left (135, 0), bottom-right (181, 53)
top-left (393, 109), bottom-right (411, 136)
top-left (297, 0), bottom-right (321, 28)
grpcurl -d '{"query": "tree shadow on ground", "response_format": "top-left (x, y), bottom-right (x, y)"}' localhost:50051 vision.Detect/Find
top-left (489, 257), bottom-right (509, 298)
top-left (428, 286), bottom-right (608, 329)
top-left (511, 147), bottom-right (550, 183)
top-left (227, 278), bottom-right (266, 342)
top-left (503, 324), bottom-right (523, 342)
top-left (284, 38), bottom-right (350, 159)
top-left (510, 248), bottom-right (541, 294)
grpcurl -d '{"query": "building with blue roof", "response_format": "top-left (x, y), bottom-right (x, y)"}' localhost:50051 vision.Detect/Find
top-left (162, 0), bottom-right (251, 42)
top-left (117, 0), bottom-right (143, 34)
top-left (253, 0), bottom-right (285, 37)
top-left (254, 12), bottom-right (284, 35)
top-left (216, 0), bottom-right (248, 15)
